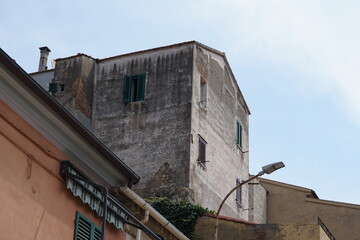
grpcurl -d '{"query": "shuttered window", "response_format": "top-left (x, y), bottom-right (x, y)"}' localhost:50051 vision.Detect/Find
top-left (198, 136), bottom-right (207, 166)
top-left (236, 178), bottom-right (242, 206)
top-left (123, 74), bottom-right (146, 102)
top-left (236, 121), bottom-right (242, 148)
top-left (74, 211), bottom-right (102, 240)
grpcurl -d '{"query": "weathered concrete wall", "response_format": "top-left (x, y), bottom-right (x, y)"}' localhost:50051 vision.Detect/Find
top-left (249, 179), bottom-right (267, 223)
top-left (52, 54), bottom-right (96, 129)
top-left (189, 46), bottom-right (251, 219)
top-left (261, 179), bottom-right (360, 240)
top-left (43, 42), bottom-right (254, 220)
top-left (194, 215), bottom-right (323, 240)
top-left (92, 45), bottom-right (193, 200)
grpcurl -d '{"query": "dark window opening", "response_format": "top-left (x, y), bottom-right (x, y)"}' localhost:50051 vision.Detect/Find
top-left (123, 74), bottom-right (146, 103)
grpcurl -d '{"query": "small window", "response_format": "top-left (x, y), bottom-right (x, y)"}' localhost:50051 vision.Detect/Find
top-left (123, 74), bottom-right (146, 102)
top-left (236, 121), bottom-right (242, 148)
top-left (74, 211), bottom-right (102, 240)
top-left (198, 136), bottom-right (207, 166)
top-left (236, 178), bottom-right (242, 206)
top-left (200, 76), bottom-right (207, 108)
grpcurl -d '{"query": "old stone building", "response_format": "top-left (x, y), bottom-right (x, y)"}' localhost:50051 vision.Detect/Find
top-left (31, 41), bottom-right (256, 221)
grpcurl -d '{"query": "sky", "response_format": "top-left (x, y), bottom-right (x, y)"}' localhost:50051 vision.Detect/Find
top-left (1, 0), bottom-right (360, 205)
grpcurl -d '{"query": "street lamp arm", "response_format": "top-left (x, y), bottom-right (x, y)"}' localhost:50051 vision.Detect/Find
top-left (214, 173), bottom-right (263, 240)
top-left (214, 161), bottom-right (284, 240)
top-left (215, 173), bottom-right (262, 217)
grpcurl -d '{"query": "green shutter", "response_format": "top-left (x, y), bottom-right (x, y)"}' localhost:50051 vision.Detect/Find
top-left (239, 124), bottom-right (242, 148)
top-left (94, 227), bottom-right (102, 240)
top-left (74, 211), bottom-right (102, 240)
top-left (236, 122), bottom-right (242, 148)
top-left (123, 76), bottom-right (132, 102)
top-left (48, 82), bottom-right (58, 92)
top-left (236, 122), bottom-right (240, 145)
top-left (135, 74), bottom-right (145, 101)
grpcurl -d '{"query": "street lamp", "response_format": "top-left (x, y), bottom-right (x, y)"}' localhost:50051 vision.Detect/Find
top-left (214, 161), bottom-right (285, 240)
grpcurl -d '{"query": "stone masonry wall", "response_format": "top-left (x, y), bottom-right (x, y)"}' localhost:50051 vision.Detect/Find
top-left (52, 55), bottom-right (96, 129)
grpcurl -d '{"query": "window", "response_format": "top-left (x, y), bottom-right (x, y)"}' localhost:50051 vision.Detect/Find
top-left (74, 211), bottom-right (102, 240)
top-left (200, 76), bottom-right (207, 108)
top-left (236, 178), bottom-right (242, 206)
top-left (236, 121), bottom-right (242, 148)
top-left (123, 74), bottom-right (146, 102)
top-left (198, 136), bottom-right (207, 167)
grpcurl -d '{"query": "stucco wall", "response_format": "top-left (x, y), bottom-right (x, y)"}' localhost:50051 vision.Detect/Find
top-left (92, 45), bottom-right (193, 200)
top-left (262, 179), bottom-right (360, 240)
top-left (194, 215), bottom-right (323, 240)
top-left (189, 46), bottom-right (250, 219)
top-left (0, 100), bottom-right (123, 240)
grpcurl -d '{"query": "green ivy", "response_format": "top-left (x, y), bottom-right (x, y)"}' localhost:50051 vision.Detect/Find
top-left (146, 197), bottom-right (214, 239)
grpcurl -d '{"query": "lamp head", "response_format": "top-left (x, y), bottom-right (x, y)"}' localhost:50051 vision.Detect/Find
top-left (258, 161), bottom-right (285, 176)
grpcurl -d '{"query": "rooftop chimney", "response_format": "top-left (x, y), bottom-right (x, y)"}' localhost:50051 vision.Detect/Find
top-left (38, 46), bottom-right (51, 71)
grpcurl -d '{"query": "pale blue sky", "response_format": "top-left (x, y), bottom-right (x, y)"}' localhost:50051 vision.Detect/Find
top-left (1, 0), bottom-right (360, 205)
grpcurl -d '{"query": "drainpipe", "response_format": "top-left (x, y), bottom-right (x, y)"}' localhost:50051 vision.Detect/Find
top-left (136, 210), bottom-right (149, 240)
top-left (119, 187), bottom-right (189, 240)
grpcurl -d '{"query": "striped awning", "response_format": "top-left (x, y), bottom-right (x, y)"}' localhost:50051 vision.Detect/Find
top-left (60, 161), bottom-right (165, 240)
top-left (61, 162), bottom-right (127, 230)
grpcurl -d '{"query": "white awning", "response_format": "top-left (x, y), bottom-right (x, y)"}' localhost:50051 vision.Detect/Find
top-left (65, 164), bottom-right (127, 230)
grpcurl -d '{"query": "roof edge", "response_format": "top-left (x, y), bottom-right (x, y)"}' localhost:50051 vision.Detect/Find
top-left (306, 197), bottom-right (360, 210)
top-left (259, 178), bottom-right (318, 198)
top-left (0, 48), bottom-right (140, 186)
top-left (202, 213), bottom-right (256, 225)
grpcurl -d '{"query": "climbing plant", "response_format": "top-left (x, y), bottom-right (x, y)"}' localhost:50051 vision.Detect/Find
top-left (146, 197), bottom-right (214, 239)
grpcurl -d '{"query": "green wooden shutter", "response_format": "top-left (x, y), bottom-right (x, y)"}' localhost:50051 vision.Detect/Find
top-left (48, 82), bottom-right (58, 92)
top-left (239, 124), bottom-right (242, 148)
top-left (94, 227), bottom-right (102, 240)
top-left (236, 122), bottom-right (240, 145)
top-left (135, 74), bottom-right (145, 101)
top-left (74, 211), bottom-right (102, 240)
top-left (123, 76), bottom-right (132, 102)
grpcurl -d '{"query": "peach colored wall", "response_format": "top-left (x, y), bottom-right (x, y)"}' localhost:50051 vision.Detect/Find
top-left (0, 100), bottom-right (125, 240)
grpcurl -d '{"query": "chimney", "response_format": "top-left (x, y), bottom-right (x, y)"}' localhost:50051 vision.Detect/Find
top-left (38, 46), bottom-right (51, 71)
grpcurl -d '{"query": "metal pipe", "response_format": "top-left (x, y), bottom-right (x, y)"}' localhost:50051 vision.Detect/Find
top-left (119, 186), bottom-right (189, 240)
top-left (136, 210), bottom-right (150, 240)
top-left (102, 187), bottom-right (108, 240)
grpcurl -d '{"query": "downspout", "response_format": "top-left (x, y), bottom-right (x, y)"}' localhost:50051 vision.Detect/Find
top-left (119, 187), bottom-right (189, 240)
top-left (136, 210), bottom-right (149, 240)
